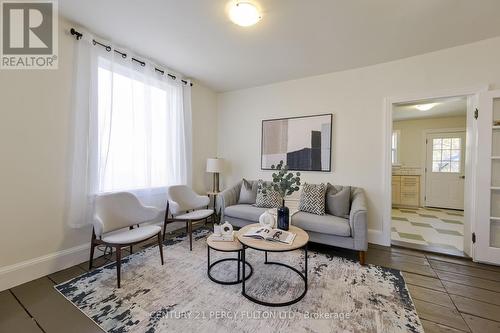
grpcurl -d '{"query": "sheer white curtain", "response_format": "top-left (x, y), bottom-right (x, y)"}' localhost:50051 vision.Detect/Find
top-left (66, 32), bottom-right (192, 228)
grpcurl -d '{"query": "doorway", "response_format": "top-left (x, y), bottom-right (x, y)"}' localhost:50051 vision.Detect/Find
top-left (389, 96), bottom-right (470, 256)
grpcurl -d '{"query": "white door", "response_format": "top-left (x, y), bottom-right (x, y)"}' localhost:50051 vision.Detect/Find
top-left (425, 132), bottom-right (466, 210)
top-left (475, 90), bottom-right (500, 265)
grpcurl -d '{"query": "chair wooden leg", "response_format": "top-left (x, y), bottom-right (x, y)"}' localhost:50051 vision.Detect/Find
top-left (189, 220), bottom-right (193, 251)
top-left (88, 229), bottom-right (96, 271)
top-left (116, 246), bottom-right (122, 288)
top-left (129, 226), bottom-right (134, 254)
top-left (157, 233), bottom-right (164, 265)
top-left (359, 250), bottom-right (366, 265)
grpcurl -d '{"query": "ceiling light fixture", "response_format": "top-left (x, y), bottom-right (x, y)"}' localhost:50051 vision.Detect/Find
top-left (415, 103), bottom-right (438, 111)
top-left (229, 2), bottom-right (262, 27)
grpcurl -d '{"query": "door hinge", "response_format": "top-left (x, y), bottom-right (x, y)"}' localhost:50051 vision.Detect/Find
top-left (474, 108), bottom-right (479, 119)
top-left (472, 232), bottom-right (476, 244)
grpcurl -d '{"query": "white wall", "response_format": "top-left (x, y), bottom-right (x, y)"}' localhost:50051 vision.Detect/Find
top-left (0, 18), bottom-right (218, 289)
top-left (191, 83), bottom-right (218, 193)
top-left (217, 36), bottom-right (500, 239)
top-left (394, 116), bottom-right (467, 168)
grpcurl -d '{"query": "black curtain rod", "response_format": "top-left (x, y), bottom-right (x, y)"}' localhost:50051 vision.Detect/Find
top-left (70, 28), bottom-right (193, 86)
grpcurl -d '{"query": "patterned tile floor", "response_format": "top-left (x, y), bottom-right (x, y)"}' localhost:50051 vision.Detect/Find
top-left (391, 207), bottom-right (464, 255)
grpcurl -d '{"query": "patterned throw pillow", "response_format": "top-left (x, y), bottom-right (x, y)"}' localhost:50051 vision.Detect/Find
top-left (299, 183), bottom-right (327, 215)
top-left (255, 180), bottom-right (282, 208)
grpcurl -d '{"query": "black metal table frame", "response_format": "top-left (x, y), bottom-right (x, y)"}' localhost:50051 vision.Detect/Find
top-left (207, 245), bottom-right (253, 285)
top-left (241, 244), bottom-right (308, 307)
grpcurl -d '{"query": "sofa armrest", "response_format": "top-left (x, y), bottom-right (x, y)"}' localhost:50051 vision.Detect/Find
top-left (217, 181), bottom-right (243, 221)
top-left (349, 188), bottom-right (368, 251)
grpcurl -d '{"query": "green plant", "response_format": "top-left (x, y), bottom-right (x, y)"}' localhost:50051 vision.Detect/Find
top-left (259, 160), bottom-right (301, 204)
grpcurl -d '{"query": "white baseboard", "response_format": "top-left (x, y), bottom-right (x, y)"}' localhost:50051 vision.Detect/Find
top-left (0, 243), bottom-right (91, 291)
top-left (368, 229), bottom-right (389, 246)
top-left (0, 222), bottom-right (186, 292)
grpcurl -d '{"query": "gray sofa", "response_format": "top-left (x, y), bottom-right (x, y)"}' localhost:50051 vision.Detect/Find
top-left (218, 180), bottom-right (368, 264)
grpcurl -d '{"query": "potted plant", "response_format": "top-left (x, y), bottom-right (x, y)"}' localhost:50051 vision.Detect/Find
top-left (259, 160), bottom-right (301, 230)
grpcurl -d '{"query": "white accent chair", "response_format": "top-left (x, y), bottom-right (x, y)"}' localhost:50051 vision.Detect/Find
top-left (164, 185), bottom-right (215, 250)
top-left (90, 192), bottom-right (164, 288)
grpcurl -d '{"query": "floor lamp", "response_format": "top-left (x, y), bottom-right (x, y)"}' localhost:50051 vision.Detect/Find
top-left (206, 158), bottom-right (223, 193)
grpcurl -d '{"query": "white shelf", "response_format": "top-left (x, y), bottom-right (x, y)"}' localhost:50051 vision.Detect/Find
top-left (491, 217), bottom-right (500, 221)
top-left (494, 126), bottom-right (500, 130)
top-left (493, 156), bottom-right (500, 160)
top-left (492, 187), bottom-right (500, 190)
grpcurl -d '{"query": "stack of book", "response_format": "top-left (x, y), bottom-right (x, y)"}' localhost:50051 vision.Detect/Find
top-left (211, 231), bottom-right (235, 242)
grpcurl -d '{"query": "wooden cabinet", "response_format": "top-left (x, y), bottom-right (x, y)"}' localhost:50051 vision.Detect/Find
top-left (392, 176), bottom-right (401, 205)
top-left (392, 175), bottom-right (420, 207)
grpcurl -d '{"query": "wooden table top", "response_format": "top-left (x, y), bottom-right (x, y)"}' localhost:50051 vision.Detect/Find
top-left (207, 234), bottom-right (242, 252)
top-left (237, 223), bottom-right (309, 251)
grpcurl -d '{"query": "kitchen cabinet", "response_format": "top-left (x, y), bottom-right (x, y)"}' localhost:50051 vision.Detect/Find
top-left (392, 175), bottom-right (420, 207)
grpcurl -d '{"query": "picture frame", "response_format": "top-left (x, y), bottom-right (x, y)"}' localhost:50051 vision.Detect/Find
top-left (261, 113), bottom-right (333, 172)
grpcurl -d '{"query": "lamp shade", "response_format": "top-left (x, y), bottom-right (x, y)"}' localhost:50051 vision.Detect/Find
top-left (206, 158), bottom-right (223, 173)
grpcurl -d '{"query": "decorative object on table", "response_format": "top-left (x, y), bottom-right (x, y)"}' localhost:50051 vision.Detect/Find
top-left (259, 211), bottom-right (276, 228)
top-left (242, 225), bottom-right (296, 245)
top-left (298, 183), bottom-right (327, 215)
top-left (213, 223), bottom-right (222, 236)
top-left (56, 227), bottom-right (422, 333)
top-left (206, 158), bottom-right (223, 193)
top-left (494, 120), bottom-right (500, 126)
top-left (164, 185), bottom-right (216, 250)
top-left (259, 160), bottom-right (301, 231)
top-left (261, 113), bottom-right (332, 171)
top-left (221, 221), bottom-right (233, 236)
top-left (210, 221), bottom-right (235, 241)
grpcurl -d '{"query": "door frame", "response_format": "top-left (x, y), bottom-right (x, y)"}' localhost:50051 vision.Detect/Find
top-left (422, 128), bottom-right (466, 208)
top-left (382, 85), bottom-right (487, 257)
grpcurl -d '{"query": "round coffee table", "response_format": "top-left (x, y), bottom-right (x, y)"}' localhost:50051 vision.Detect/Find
top-left (237, 224), bottom-right (309, 307)
top-left (207, 234), bottom-right (253, 285)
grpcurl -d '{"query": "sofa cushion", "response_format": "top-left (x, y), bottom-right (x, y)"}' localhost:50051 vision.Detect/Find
top-left (299, 183), bottom-right (327, 215)
top-left (224, 204), bottom-right (269, 222)
top-left (238, 179), bottom-right (258, 204)
top-left (292, 211), bottom-right (351, 237)
top-left (326, 184), bottom-right (351, 218)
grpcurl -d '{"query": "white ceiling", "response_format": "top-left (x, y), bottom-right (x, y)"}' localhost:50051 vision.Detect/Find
top-left (393, 96), bottom-right (467, 121)
top-left (59, 0), bottom-right (500, 92)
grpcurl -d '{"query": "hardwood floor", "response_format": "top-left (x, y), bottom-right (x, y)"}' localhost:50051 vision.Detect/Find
top-left (1, 232), bottom-right (500, 333)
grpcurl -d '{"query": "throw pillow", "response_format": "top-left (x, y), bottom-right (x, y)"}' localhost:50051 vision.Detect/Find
top-left (299, 183), bottom-right (327, 215)
top-left (325, 183), bottom-right (351, 218)
top-left (238, 179), bottom-right (258, 204)
top-left (255, 180), bottom-right (282, 208)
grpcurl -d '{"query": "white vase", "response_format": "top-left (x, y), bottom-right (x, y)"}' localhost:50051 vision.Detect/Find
top-left (259, 211), bottom-right (276, 228)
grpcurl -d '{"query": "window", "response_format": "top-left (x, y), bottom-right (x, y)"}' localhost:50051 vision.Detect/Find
top-left (97, 58), bottom-right (187, 193)
top-left (432, 138), bottom-right (461, 173)
top-left (392, 130), bottom-right (400, 165)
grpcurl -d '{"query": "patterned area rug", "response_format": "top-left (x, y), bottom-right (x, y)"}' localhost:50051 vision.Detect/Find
top-left (55, 229), bottom-right (423, 333)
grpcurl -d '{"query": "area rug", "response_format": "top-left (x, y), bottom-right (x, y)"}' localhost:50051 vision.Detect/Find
top-left (55, 229), bottom-right (423, 333)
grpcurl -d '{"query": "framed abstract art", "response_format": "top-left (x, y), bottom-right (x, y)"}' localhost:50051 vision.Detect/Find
top-left (261, 113), bottom-right (333, 171)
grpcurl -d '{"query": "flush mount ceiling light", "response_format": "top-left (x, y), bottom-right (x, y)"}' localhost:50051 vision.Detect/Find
top-left (415, 103), bottom-right (439, 111)
top-left (229, 2), bottom-right (262, 27)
